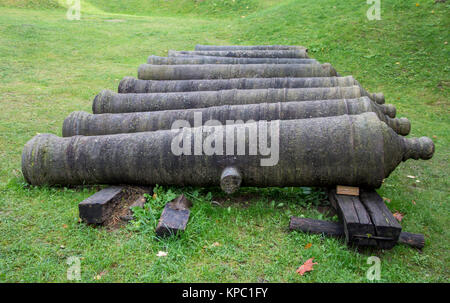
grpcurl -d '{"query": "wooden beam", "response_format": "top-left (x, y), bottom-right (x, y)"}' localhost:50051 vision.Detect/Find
top-left (336, 185), bottom-right (359, 196)
top-left (360, 189), bottom-right (402, 249)
top-left (289, 217), bottom-right (424, 249)
top-left (155, 194), bottom-right (192, 237)
top-left (328, 189), bottom-right (377, 246)
top-left (79, 186), bottom-right (125, 224)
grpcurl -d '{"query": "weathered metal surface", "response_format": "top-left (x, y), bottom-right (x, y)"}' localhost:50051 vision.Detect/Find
top-left (137, 63), bottom-right (337, 80)
top-left (168, 49), bottom-right (308, 58)
top-left (72, 98), bottom-right (408, 137)
top-left (147, 55), bottom-right (318, 65)
top-left (23, 113), bottom-right (434, 188)
top-left (95, 86), bottom-right (392, 116)
top-left (195, 44), bottom-right (307, 51)
top-left (118, 76), bottom-right (385, 104)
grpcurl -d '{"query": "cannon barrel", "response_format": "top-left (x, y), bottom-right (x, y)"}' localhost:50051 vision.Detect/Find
top-left (119, 76), bottom-right (385, 105)
top-left (23, 113), bottom-right (434, 188)
top-left (195, 45), bottom-right (307, 51)
top-left (147, 55), bottom-right (318, 65)
top-left (94, 87), bottom-right (395, 117)
top-left (66, 98), bottom-right (410, 137)
top-left (137, 64), bottom-right (336, 80)
top-left (168, 49), bottom-right (308, 58)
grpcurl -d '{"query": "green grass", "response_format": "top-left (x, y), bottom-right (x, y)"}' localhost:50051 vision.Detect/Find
top-left (0, 0), bottom-right (449, 282)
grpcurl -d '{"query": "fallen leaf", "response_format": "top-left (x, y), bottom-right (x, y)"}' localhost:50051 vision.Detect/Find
top-left (62, 224), bottom-right (68, 228)
top-left (304, 243), bottom-right (312, 249)
top-left (212, 242), bottom-right (221, 247)
top-left (395, 62), bottom-right (400, 65)
top-left (296, 258), bottom-right (318, 276)
top-left (412, 200), bottom-right (416, 205)
top-left (383, 197), bottom-right (391, 203)
top-left (152, 193), bottom-right (157, 199)
top-left (416, 180), bottom-right (421, 183)
top-left (407, 175), bottom-right (416, 179)
top-left (94, 275), bottom-right (101, 280)
top-left (393, 212), bottom-right (404, 222)
top-left (416, 3), bottom-right (420, 6)
top-left (432, 135), bottom-right (437, 139)
top-left (156, 251), bottom-right (168, 257)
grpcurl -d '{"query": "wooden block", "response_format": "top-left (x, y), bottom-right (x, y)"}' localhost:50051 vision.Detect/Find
top-left (398, 232), bottom-right (425, 249)
top-left (359, 189), bottom-right (402, 249)
top-left (155, 194), bottom-right (192, 237)
top-left (289, 217), bottom-right (344, 237)
top-left (289, 217), bottom-right (424, 249)
top-left (328, 189), bottom-right (377, 246)
top-left (336, 185), bottom-right (360, 196)
top-left (79, 186), bottom-right (125, 224)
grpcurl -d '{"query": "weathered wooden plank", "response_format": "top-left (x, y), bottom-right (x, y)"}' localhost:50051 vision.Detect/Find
top-left (336, 185), bottom-right (360, 196)
top-left (289, 217), bottom-right (344, 237)
top-left (360, 189), bottom-right (402, 249)
top-left (79, 186), bottom-right (125, 224)
top-left (398, 232), bottom-right (425, 249)
top-left (289, 217), bottom-right (424, 249)
top-left (328, 189), bottom-right (377, 246)
top-left (155, 194), bottom-right (192, 237)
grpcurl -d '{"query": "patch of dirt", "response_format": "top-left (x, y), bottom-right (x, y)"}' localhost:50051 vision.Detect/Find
top-left (102, 186), bottom-right (151, 230)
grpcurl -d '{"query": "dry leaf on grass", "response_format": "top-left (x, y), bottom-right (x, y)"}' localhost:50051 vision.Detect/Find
top-left (383, 197), bottom-right (391, 203)
top-left (393, 212), bottom-right (404, 222)
top-left (304, 243), bottom-right (312, 249)
top-left (296, 258), bottom-right (318, 276)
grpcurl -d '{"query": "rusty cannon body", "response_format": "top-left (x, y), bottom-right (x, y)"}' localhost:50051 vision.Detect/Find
top-left (23, 113), bottom-right (433, 191)
top-left (137, 63), bottom-right (337, 80)
top-left (168, 49), bottom-right (308, 58)
top-left (194, 45), bottom-right (307, 51)
top-left (118, 76), bottom-right (384, 104)
top-left (94, 87), bottom-right (394, 117)
top-left (66, 98), bottom-right (410, 137)
top-left (147, 55), bottom-right (319, 65)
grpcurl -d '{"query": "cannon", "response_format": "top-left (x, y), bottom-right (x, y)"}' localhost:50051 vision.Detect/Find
top-left (194, 45), bottom-right (307, 51)
top-left (147, 55), bottom-right (318, 65)
top-left (66, 98), bottom-right (410, 137)
top-left (23, 113), bottom-right (433, 191)
top-left (138, 63), bottom-right (336, 80)
top-left (118, 76), bottom-right (385, 104)
top-left (168, 49), bottom-right (308, 58)
top-left (93, 87), bottom-right (395, 117)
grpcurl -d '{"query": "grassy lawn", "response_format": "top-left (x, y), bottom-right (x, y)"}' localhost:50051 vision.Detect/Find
top-left (0, 0), bottom-right (448, 282)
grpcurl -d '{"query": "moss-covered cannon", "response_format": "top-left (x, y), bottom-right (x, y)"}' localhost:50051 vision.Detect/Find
top-left (66, 98), bottom-right (410, 137)
top-left (23, 113), bottom-right (433, 189)
top-left (119, 76), bottom-right (384, 105)
top-left (147, 55), bottom-right (319, 65)
top-left (194, 45), bottom-right (307, 51)
top-left (168, 49), bottom-right (308, 58)
top-left (94, 87), bottom-right (394, 117)
top-left (137, 63), bottom-right (336, 80)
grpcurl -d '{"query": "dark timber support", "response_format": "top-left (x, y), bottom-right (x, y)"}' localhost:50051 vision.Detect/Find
top-left (289, 217), bottom-right (425, 249)
top-left (328, 189), bottom-right (377, 246)
top-left (155, 194), bottom-right (192, 237)
top-left (78, 186), bottom-right (152, 224)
